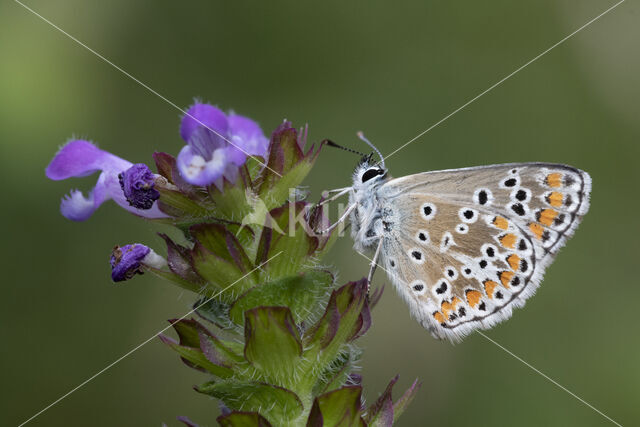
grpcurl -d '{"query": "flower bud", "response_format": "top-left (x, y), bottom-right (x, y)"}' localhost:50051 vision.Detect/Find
top-left (110, 244), bottom-right (166, 282)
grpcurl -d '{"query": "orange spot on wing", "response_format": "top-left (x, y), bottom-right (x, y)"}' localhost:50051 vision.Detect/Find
top-left (499, 271), bottom-right (514, 287)
top-left (546, 173), bottom-right (562, 188)
top-left (451, 297), bottom-right (461, 309)
top-left (507, 254), bottom-right (521, 271)
top-left (499, 233), bottom-right (517, 249)
top-left (548, 191), bottom-right (563, 207)
top-left (466, 290), bottom-right (481, 308)
top-left (493, 216), bottom-right (509, 230)
top-left (484, 280), bottom-right (498, 299)
top-left (441, 301), bottom-right (453, 318)
top-left (433, 312), bottom-right (446, 324)
top-left (529, 223), bottom-right (544, 239)
top-left (539, 209), bottom-right (558, 226)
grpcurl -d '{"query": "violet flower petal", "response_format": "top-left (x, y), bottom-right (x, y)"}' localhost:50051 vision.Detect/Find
top-left (60, 189), bottom-right (97, 221)
top-left (226, 136), bottom-right (248, 166)
top-left (46, 140), bottom-right (167, 221)
top-left (46, 140), bottom-right (131, 180)
top-left (177, 145), bottom-right (228, 187)
top-left (228, 113), bottom-right (269, 157)
top-left (58, 171), bottom-right (113, 221)
top-left (176, 103), bottom-right (269, 187)
top-left (180, 104), bottom-right (229, 159)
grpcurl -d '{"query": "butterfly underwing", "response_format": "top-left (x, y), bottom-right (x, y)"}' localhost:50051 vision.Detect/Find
top-left (347, 160), bottom-right (591, 342)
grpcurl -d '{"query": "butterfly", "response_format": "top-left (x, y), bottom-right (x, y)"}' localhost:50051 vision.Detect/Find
top-left (320, 135), bottom-right (591, 342)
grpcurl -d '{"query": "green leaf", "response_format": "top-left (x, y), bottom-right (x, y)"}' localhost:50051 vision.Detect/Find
top-left (145, 267), bottom-right (203, 294)
top-left (217, 412), bottom-right (272, 427)
top-left (347, 297), bottom-right (372, 342)
top-left (244, 155), bottom-right (266, 182)
top-left (190, 223), bottom-right (254, 273)
top-left (256, 202), bottom-right (320, 277)
top-left (221, 221), bottom-right (258, 257)
top-left (260, 161), bottom-right (316, 211)
top-left (194, 297), bottom-right (236, 330)
top-left (191, 243), bottom-right (257, 299)
top-left (206, 172), bottom-right (254, 222)
top-left (170, 318), bottom-right (202, 347)
top-left (159, 233), bottom-right (205, 284)
top-left (244, 307), bottom-right (302, 386)
top-left (300, 279), bottom-right (369, 390)
top-left (392, 378), bottom-right (421, 424)
top-left (364, 376), bottom-right (396, 427)
top-left (196, 380), bottom-right (303, 424)
top-left (190, 223), bottom-right (234, 262)
top-left (256, 124), bottom-right (324, 211)
top-left (307, 386), bottom-right (365, 427)
top-left (189, 224), bottom-right (257, 294)
top-left (257, 125), bottom-right (303, 200)
top-left (313, 347), bottom-right (361, 395)
top-left (198, 328), bottom-right (245, 366)
top-left (156, 185), bottom-right (210, 218)
top-left (191, 243), bottom-right (239, 287)
top-left (158, 334), bottom-right (233, 378)
top-left (229, 270), bottom-right (334, 325)
top-left (161, 319), bottom-right (242, 375)
top-left (306, 279), bottom-right (368, 350)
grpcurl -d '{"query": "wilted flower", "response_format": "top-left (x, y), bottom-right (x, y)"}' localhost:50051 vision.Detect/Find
top-left (110, 243), bottom-right (166, 282)
top-left (177, 103), bottom-right (269, 188)
top-left (118, 163), bottom-right (161, 210)
top-left (46, 140), bottom-right (167, 221)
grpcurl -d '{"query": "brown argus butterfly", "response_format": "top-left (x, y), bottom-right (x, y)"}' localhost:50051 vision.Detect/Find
top-left (321, 135), bottom-right (591, 342)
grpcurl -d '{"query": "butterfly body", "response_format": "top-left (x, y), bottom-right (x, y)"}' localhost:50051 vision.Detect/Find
top-left (347, 159), bottom-right (591, 342)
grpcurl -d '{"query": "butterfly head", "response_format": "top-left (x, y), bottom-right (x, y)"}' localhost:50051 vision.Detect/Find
top-left (352, 156), bottom-right (388, 191)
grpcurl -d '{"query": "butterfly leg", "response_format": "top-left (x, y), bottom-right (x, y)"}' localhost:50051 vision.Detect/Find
top-left (316, 203), bottom-right (356, 235)
top-left (366, 237), bottom-right (383, 293)
top-left (315, 187), bottom-right (352, 207)
top-left (324, 186), bottom-right (352, 195)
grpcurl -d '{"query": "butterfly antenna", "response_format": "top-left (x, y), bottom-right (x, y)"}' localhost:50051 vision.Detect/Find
top-left (357, 131), bottom-right (385, 169)
top-left (324, 139), bottom-right (368, 157)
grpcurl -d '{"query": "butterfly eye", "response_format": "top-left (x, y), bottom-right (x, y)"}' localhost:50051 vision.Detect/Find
top-left (361, 168), bottom-right (383, 183)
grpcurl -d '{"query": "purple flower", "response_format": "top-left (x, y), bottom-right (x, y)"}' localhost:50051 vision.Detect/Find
top-left (118, 164), bottom-right (160, 210)
top-left (110, 243), bottom-right (166, 282)
top-left (46, 140), bottom-right (168, 221)
top-left (177, 103), bottom-right (269, 188)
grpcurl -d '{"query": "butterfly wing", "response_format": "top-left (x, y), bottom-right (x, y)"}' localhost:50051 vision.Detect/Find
top-left (376, 163), bottom-right (591, 341)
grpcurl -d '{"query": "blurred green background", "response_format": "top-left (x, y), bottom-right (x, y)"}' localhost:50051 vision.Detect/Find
top-left (1, 0), bottom-right (638, 425)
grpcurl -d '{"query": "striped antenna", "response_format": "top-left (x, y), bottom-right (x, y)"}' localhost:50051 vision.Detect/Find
top-left (324, 139), bottom-right (368, 157)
